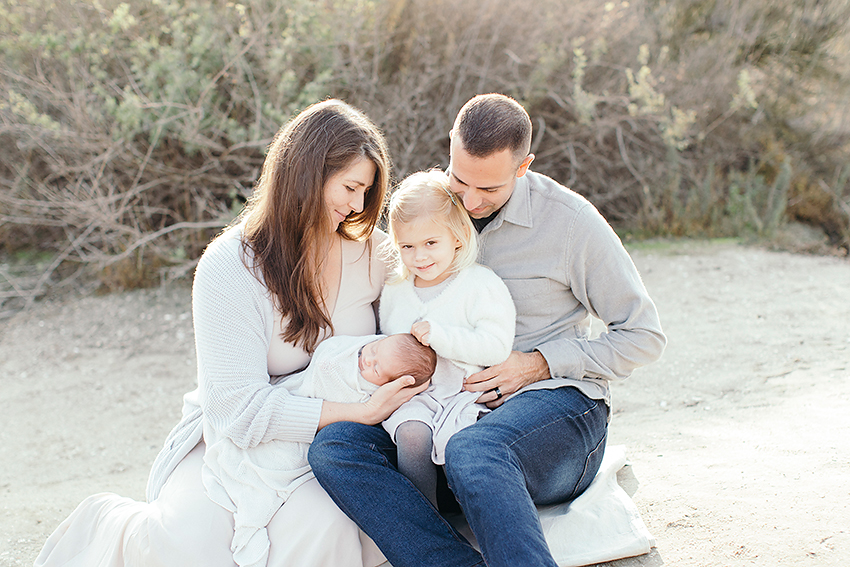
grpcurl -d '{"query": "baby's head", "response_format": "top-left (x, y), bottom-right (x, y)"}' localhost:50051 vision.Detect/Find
top-left (358, 333), bottom-right (437, 387)
top-left (385, 170), bottom-right (478, 284)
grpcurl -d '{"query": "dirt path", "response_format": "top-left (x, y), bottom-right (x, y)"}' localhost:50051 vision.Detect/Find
top-left (1, 240), bottom-right (848, 566)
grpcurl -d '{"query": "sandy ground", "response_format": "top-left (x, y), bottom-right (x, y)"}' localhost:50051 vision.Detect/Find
top-left (1, 239), bottom-right (849, 567)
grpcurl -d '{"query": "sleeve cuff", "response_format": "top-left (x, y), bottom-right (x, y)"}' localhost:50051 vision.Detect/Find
top-left (268, 393), bottom-right (324, 444)
top-left (535, 339), bottom-right (583, 381)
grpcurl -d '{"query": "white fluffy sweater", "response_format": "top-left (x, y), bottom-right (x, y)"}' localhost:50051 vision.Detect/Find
top-left (379, 264), bottom-right (516, 376)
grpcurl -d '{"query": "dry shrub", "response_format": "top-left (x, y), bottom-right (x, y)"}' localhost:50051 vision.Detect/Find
top-left (1, 0), bottom-right (849, 313)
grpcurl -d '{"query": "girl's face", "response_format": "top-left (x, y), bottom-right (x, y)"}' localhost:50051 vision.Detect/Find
top-left (394, 218), bottom-right (461, 287)
top-left (323, 156), bottom-right (376, 233)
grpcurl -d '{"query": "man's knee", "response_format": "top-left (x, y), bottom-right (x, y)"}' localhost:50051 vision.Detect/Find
top-left (308, 421), bottom-right (356, 470)
top-left (444, 426), bottom-right (514, 487)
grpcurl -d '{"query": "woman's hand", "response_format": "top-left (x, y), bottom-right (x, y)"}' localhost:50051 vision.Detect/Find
top-left (361, 376), bottom-right (430, 424)
top-left (317, 377), bottom-right (429, 429)
top-left (463, 350), bottom-right (550, 408)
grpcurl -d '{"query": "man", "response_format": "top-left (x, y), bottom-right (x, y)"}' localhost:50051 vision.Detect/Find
top-left (309, 94), bottom-right (666, 567)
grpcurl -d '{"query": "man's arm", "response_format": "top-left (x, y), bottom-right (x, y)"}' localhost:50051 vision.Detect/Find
top-left (465, 203), bottom-right (666, 407)
top-left (535, 204), bottom-right (666, 383)
top-left (463, 350), bottom-right (549, 408)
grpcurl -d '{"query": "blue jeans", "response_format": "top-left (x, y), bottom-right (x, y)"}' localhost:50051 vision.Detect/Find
top-left (308, 386), bottom-right (608, 567)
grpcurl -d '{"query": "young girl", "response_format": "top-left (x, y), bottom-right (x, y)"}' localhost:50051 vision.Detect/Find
top-left (379, 169), bottom-right (516, 506)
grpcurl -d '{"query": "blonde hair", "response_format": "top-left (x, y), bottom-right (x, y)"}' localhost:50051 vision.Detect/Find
top-left (385, 170), bottom-right (477, 284)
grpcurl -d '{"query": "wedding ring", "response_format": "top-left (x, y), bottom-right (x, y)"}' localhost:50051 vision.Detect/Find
top-left (494, 386), bottom-right (503, 399)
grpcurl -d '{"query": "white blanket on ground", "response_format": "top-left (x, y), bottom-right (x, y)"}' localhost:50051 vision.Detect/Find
top-left (537, 445), bottom-right (655, 566)
top-left (381, 445), bottom-right (655, 567)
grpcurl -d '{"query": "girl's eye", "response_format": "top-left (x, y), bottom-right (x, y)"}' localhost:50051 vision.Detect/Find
top-left (426, 241), bottom-right (436, 246)
top-left (345, 186), bottom-right (355, 192)
top-left (400, 244), bottom-right (412, 249)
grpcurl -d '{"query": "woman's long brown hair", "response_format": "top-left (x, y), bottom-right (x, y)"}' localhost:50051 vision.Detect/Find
top-left (239, 99), bottom-right (390, 353)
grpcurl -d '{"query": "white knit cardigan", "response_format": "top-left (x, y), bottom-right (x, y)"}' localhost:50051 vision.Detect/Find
top-left (147, 226), bottom-right (383, 501)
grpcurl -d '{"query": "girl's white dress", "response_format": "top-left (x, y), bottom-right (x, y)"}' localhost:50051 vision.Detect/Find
top-left (379, 264), bottom-right (516, 463)
top-left (34, 226), bottom-right (388, 567)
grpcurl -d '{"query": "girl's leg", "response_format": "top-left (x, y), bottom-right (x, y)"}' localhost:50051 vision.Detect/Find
top-left (395, 420), bottom-right (438, 507)
top-left (309, 421), bottom-right (484, 567)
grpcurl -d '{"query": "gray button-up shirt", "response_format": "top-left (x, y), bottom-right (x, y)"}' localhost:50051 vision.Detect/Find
top-left (477, 171), bottom-right (666, 407)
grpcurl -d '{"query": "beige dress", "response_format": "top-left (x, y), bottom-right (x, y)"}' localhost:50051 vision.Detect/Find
top-left (34, 227), bottom-right (388, 567)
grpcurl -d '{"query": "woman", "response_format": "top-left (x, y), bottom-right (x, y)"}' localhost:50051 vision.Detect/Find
top-left (35, 99), bottom-right (424, 567)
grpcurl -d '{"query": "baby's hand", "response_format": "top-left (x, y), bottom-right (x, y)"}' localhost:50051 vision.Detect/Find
top-left (411, 321), bottom-right (431, 346)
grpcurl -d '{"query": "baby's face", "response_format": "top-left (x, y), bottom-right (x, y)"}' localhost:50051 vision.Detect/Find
top-left (358, 337), bottom-right (404, 385)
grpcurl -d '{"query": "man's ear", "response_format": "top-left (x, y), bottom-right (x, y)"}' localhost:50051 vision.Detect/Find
top-left (516, 154), bottom-right (535, 178)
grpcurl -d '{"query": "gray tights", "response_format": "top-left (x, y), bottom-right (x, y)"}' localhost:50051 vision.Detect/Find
top-left (395, 420), bottom-right (438, 508)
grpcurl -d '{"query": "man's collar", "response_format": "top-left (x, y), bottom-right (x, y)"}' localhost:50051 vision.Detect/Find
top-left (500, 173), bottom-right (533, 228)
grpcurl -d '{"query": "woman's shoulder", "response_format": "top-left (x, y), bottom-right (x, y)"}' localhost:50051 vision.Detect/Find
top-left (342, 227), bottom-right (389, 266)
top-left (344, 227), bottom-right (388, 252)
top-left (370, 227), bottom-right (389, 245)
top-left (195, 224), bottom-right (263, 291)
top-left (200, 225), bottom-right (245, 264)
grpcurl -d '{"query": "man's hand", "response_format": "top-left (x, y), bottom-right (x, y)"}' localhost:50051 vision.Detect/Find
top-left (411, 321), bottom-right (431, 346)
top-left (463, 350), bottom-right (550, 408)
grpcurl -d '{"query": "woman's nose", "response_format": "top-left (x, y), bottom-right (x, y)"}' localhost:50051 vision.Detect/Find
top-left (350, 190), bottom-right (365, 214)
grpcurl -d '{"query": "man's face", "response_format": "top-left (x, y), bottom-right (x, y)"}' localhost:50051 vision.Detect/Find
top-left (447, 136), bottom-right (532, 219)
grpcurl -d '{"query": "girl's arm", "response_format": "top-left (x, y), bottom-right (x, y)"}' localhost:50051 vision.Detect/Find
top-left (424, 267), bottom-right (516, 367)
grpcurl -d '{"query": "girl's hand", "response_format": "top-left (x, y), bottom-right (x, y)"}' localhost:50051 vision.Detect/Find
top-left (360, 376), bottom-right (430, 424)
top-left (463, 351), bottom-right (550, 408)
top-left (411, 321), bottom-right (431, 346)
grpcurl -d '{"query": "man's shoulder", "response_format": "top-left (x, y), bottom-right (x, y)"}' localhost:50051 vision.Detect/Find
top-left (525, 171), bottom-right (592, 212)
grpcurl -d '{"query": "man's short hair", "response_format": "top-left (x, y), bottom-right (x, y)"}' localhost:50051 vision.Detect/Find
top-left (393, 334), bottom-right (437, 387)
top-left (452, 93), bottom-right (532, 167)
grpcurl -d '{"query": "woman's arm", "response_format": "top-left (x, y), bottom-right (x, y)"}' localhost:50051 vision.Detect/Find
top-left (317, 377), bottom-right (430, 429)
top-left (193, 234), bottom-right (323, 449)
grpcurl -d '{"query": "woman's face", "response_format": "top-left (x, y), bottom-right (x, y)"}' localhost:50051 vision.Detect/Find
top-left (324, 156), bottom-right (377, 233)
